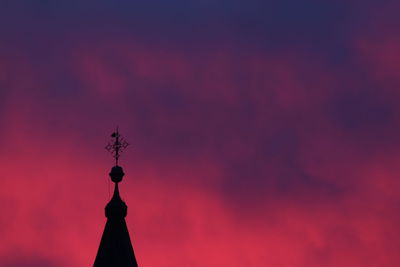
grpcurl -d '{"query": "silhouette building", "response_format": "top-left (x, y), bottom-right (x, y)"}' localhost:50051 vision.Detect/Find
top-left (94, 130), bottom-right (138, 267)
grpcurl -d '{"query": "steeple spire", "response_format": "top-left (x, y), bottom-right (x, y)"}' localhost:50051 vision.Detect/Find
top-left (94, 130), bottom-right (138, 267)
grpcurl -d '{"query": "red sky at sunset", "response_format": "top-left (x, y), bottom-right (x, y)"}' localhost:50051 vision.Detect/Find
top-left (1, 1), bottom-right (400, 266)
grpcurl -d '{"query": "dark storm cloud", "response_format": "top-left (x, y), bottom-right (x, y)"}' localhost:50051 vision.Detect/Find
top-left (329, 89), bottom-right (393, 134)
top-left (0, 0), bottom-right (351, 47)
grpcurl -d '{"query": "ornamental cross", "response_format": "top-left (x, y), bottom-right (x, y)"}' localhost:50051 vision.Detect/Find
top-left (105, 127), bottom-right (129, 165)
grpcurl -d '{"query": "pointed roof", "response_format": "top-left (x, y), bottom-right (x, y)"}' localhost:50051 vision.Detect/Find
top-left (94, 166), bottom-right (138, 267)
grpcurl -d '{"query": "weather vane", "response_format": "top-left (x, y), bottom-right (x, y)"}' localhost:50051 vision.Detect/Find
top-left (105, 127), bottom-right (129, 166)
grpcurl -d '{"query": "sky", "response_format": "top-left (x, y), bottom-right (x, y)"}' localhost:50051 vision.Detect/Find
top-left (0, 0), bottom-right (400, 266)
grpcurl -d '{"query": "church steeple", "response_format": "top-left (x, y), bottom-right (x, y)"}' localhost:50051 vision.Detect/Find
top-left (94, 130), bottom-right (138, 267)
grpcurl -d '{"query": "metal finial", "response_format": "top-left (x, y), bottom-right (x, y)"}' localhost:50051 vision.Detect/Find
top-left (105, 127), bottom-right (129, 165)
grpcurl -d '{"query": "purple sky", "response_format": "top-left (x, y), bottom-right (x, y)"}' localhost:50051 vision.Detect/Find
top-left (1, 1), bottom-right (400, 266)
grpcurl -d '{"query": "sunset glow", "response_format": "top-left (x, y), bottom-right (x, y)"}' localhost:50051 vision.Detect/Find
top-left (1, 1), bottom-right (400, 266)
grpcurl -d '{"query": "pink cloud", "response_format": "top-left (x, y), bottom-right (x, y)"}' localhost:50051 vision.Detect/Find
top-left (0, 27), bottom-right (400, 267)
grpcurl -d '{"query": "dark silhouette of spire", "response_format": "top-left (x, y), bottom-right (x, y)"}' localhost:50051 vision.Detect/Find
top-left (94, 130), bottom-right (138, 267)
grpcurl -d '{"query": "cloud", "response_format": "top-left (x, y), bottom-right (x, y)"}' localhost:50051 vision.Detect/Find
top-left (0, 257), bottom-right (56, 267)
top-left (1, 1), bottom-right (400, 266)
